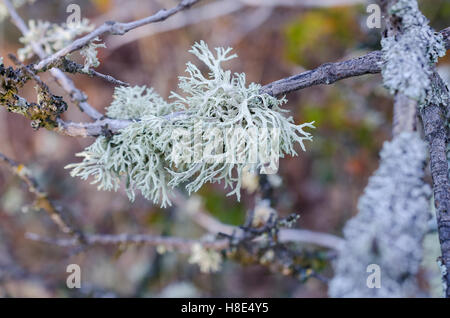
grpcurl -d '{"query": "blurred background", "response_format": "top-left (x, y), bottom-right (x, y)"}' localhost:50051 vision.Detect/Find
top-left (0, 0), bottom-right (449, 297)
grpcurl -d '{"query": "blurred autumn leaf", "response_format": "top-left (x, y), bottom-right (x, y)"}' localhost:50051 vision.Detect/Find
top-left (283, 7), bottom-right (361, 67)
top-left (90, 0), bottom-right (112, 12)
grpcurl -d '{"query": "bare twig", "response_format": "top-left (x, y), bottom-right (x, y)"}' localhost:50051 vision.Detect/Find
top-left (25, 232), bottom-right (228, 253)
top-left (83, 69), bottom-right (130, 87)
top-left (106, 0), bottom-right (362, 52)
top-left (33, 0), bottom-right (202, 72)
top-left (53, 58), bottom-right (130, 87)
top-left (0, 152), bottom-right (83, 241)
top-left (107, 0), bottom-right (246, 52)
top-left (171, 192), bottom-right (345, 251)
top-left (260, 51), bottom-right (383, 96)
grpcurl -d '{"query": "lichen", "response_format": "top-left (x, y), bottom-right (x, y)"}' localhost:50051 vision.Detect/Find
top-left (380, 0), bottom-right (446, 103)
top-left (79, 38), bottom-right (106, 72)
top-left (18, 18), bottom-right (94, 61)
top-left (188, 243), bottom-right (222, 274)
top-left (67, 42), bottom-right (314, 207)
top-left (329, 132), bottom-right (431, 297)
top-left (66, 116), bottom-right (175, 207)
top-left (438, 258), bottom-right (448, 295)
top-left (167, 41), bottom-right (314, 199)
top-left (0, 62), bottom-right (66, 129)
top-left (106, 85), bottom-right (177, 119)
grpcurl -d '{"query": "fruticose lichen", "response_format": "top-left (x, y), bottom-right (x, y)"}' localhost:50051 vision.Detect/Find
top-left (380, 0), bottom-right (446, 104)
top-left (79, 37), bottom-right (106, 72)
top-left (329, 132), bottom-right (432, 297)
top-left (188, 243), bottom-right (222, 274)
top-left (18, 19), bottom-right (94, 61)
top-left (66, 41), bottom-right (314, 207)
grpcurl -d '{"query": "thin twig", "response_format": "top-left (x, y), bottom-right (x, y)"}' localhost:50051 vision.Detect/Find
top-left (420, 71), bottom-right (450, 297)
top-left (33, 0), bottom-right (202, 72)
top-left (53, 58), bottom-right (130, 87)
top-left (3, 0), bottom-right (103, 120)
top-left (25, 232), bottom-right (228, 253)
top-left (171, 191), bottom-right (345, 251)
top-left (55, 28), bottom-right (449, 138)
top-left (4, 0), bottom-right (449, 144)
top-left (0, 152), bottom-right (84, 242)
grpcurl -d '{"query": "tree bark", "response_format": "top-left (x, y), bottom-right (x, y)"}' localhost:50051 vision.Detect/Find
top-left (421, 93), bottom-right (450, 297)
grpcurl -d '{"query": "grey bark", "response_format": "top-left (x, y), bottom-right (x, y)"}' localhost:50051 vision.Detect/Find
top-left (420, 73), bottom-right (450, 297)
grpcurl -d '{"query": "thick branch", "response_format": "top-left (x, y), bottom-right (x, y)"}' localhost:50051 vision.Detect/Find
top-left (261, 27), bottom-right (449, 97)
top-left (420, 72), bottom-right (450, 297)
top-left (261, 51), bottom-right (383, 96)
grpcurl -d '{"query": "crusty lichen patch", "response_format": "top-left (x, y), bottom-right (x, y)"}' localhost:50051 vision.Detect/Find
top-left (380, 0), bottom-right (446, 103)
top-left (329, 132), bottom-right (431, 297)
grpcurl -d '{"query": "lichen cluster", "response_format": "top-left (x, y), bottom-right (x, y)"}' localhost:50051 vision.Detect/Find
top-left (380, 0), bottom-right (446, 103)
top-left (16, 17), bottom-right (105, 74)
top-left (79, 38), bottom-right (106, 73)
top-left (329, 132), bottom-right (431, 297)
top-left (188, 243), bottom-right (222, 274)
top-left (0, 59), bottom-right (66, 129)
top-left (18, 19), bottom-right (94, 61)
top-left (66, 42), bottom-right (314, 207)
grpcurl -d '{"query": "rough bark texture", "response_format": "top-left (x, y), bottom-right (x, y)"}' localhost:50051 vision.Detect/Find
top-left (260, 51), bottom-right (383, 96)
top-left (421, 86), bottom-right (450, 297)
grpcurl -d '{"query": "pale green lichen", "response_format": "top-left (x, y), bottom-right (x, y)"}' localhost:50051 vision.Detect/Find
top-left (66, 42), bottom-right (314, 207)
top-left (107, 85), bottom-right (177, 119)
top-left (167, 42), bottom-right (314, 199)
top-left (380, 0), bottom-right (446, 103)
top-left (66, 116), bottom-right (175, 207)
top-left (79, 37), bottom-right (106, 72)
top-left (329, 132), bottom-right (432, 297)
top-left (18, 18), bottom-right (94, 61)
top-left (188, 243), bottom-right (222, 274)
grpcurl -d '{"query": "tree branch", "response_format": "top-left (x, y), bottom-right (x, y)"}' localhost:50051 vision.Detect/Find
top-left (25, 232), bottom-right (228, 253)
top-left (3, 0), bottom-right (104, 120)
top-left (171, 191), bottom-right (345, 251)
top-left (420, 72), bottom-right (450, 297)
top-left (33, 0), bottom-right (202, 72)
top-left (0, 152), bottom-right (84, 242)
top-left (260, 51), bottom-right (383, 96)
top-left (60, 26), bottom-right (449, 138)
top-left (4, 0), bottom-right (450, 147)
top-left (261, 27), bottom-right (449, 97)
